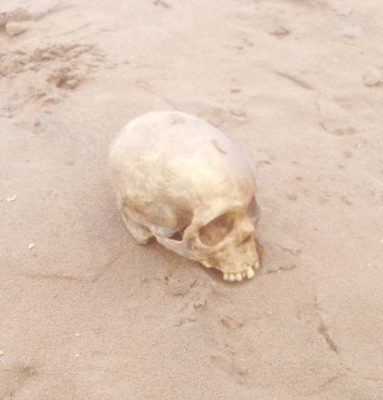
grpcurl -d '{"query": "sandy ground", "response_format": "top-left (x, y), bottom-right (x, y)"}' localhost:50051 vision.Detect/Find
top-left (1, 0), bottom-right (383, 398)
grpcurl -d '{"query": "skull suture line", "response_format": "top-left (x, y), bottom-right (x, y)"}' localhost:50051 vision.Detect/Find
top-left (108, 111), bottom-right (261, 282)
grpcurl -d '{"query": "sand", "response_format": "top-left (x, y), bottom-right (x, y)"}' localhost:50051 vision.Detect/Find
top-left (1, 0), bottom-right (383, 398)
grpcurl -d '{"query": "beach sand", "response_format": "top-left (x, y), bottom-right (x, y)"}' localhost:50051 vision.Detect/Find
top-left (1, 0), bottom-right (383, 398)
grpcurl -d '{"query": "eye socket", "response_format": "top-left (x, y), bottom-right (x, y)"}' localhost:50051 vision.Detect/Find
top-left (198, 212), bottom-right (234, 246)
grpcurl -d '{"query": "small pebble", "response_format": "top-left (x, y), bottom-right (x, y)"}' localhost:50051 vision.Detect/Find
top-left (6, 195), bottom-right (17, 202)
top-left (0, 350), bottom-right (4, 356)
top-left (269, 26), bottom-right (290, 38)
top-left (5, 21), bottom-right (30, 37)
top-left (286, 192), bottom-right (298, 201)
top-left (75, 353), bottom-right (80, 358)
top-left (28, 243), bottom-right (35, 250)
top-left (153, 0), bottom-right (170, 8)
top-left (75, 333), bottom-right (80, 337)
top-left (341, 24), bottom-right (361, 38)
top-left (363, 67), bottom-right (383, 87)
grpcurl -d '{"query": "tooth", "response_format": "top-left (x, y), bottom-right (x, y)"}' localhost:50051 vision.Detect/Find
top-left (223, 273), bottom-right (229, 281)
top-left (255, 261), bottom-right (261, 269)
top-left (235, 273), bottom-right (242, 281)
top-left (247, 266), bottom-right (255, 279)
top-left (229, 274), bottom-right (235, 282)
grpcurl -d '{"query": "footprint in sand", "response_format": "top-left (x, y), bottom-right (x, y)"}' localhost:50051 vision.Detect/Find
top-left (260, 234), bottom-right (302, 274)
top-left (0, 43), bottom-right (106, 113)
top-left (0, 364), bottom-right (38, 399)
top-left (316, 97), bottom-right (359, 136)
top-left (208, 314), bottom-right (252, 386)
top-left (197, 106), bottom-right (249, 131)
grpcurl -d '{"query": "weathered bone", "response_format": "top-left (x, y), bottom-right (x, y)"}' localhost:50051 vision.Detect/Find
top-left (108, 111), bottom-right (261, 281)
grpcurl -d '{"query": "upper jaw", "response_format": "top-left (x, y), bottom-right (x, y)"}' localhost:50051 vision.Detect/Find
top-left (222, 261), bottom-right (261, 282)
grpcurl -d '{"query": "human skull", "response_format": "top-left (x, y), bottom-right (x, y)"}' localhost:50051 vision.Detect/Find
top-left (108, 111), bottom-right (261, 282)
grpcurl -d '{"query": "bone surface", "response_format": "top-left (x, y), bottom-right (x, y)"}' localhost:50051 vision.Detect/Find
top-left (108, 111), bottom-right (261, 281)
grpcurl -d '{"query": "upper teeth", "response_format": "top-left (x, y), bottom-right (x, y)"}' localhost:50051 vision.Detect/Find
top-left (223, 266), bottom-right (255, 282)
top-left (246, 266), bottom-right (255, 279)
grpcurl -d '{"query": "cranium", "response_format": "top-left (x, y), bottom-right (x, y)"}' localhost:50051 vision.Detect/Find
top-left (108, 111), bottom-right (261, 282)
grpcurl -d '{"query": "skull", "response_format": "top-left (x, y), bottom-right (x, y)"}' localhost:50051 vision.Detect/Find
top-left (108, 111), bottom-right (261, 282)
